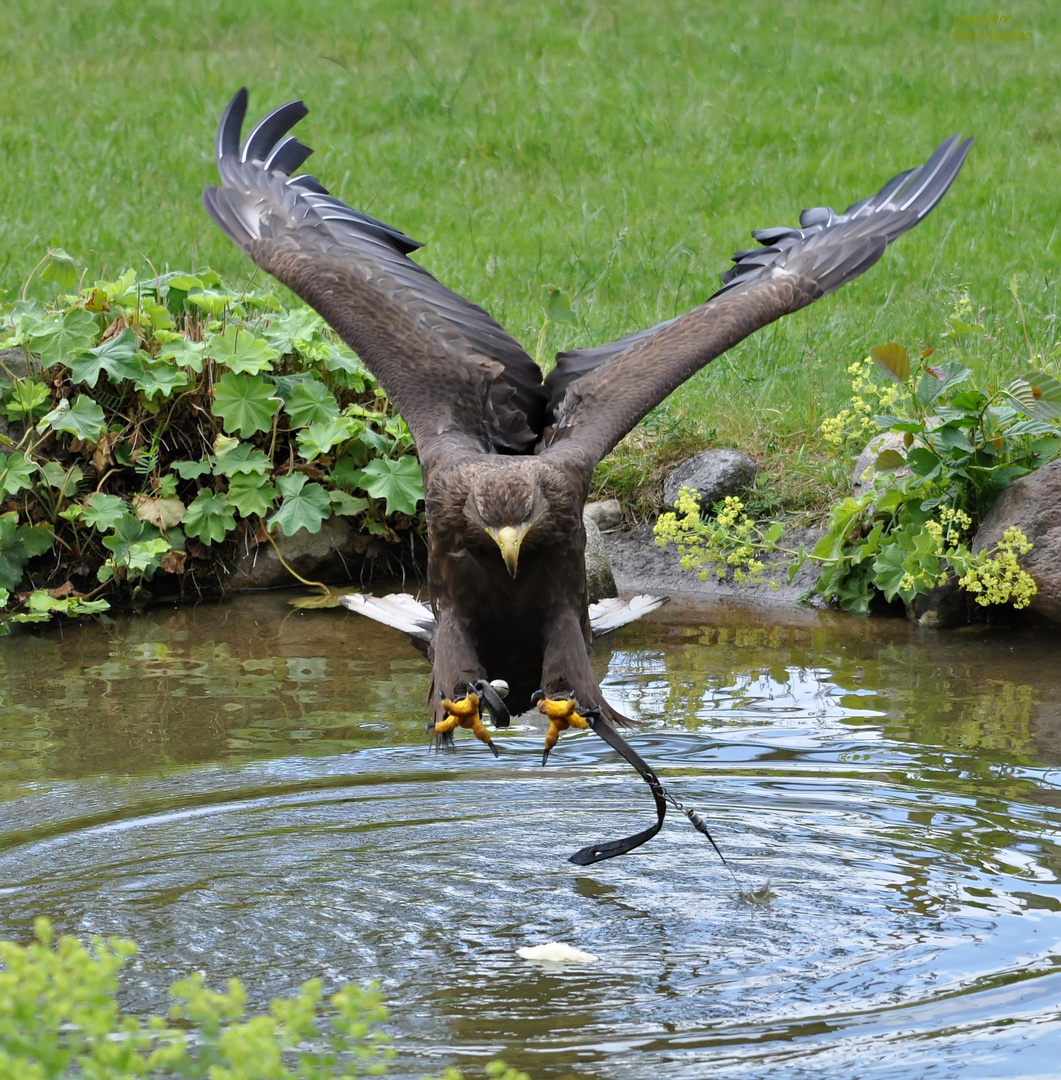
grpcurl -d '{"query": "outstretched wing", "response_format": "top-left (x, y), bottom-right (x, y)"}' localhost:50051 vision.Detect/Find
top-left (540, 135), bottom-right (973, 473)
top-left (203, 89), bottom-right (549, 467)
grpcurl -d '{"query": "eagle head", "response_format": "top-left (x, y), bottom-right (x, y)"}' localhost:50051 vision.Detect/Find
top-left (464, 466), bottom-right (547, 579)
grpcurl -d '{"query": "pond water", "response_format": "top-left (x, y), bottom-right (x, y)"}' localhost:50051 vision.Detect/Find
top-left (1, 592), bottom-right (1060, 1078)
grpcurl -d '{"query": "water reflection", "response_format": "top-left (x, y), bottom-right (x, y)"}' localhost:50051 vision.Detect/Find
top-left (0, 593), bottom-right (1060, 1078)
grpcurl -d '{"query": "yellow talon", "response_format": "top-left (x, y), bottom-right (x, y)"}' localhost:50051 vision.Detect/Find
top-left (436, 690), bottom-right (498, 756)
top-left (535, 696), bottom-right (592, 764)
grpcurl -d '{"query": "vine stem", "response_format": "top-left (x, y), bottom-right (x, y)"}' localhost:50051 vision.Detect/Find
top-left (261, 528), bottom-right (330, 594)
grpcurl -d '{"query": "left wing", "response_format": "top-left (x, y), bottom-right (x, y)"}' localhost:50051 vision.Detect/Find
top-left (539, 134), bottom-right (973, 474)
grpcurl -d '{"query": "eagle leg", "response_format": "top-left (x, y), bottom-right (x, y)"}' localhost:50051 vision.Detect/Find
top-left (532, 693), bottom-right (593, 766)
top-left (433, 688), bottom-right (499, 757)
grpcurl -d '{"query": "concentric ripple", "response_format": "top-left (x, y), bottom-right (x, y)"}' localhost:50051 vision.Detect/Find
top-left (0, 596), bottom-right (1059, 1078)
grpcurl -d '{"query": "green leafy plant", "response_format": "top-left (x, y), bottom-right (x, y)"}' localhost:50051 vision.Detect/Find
top-left (0, 919), bottom-right (525, 1080)
top-left (656, 291), bottom-right (1060, 616)
top-left (0, 254), bottom-right (425, 632)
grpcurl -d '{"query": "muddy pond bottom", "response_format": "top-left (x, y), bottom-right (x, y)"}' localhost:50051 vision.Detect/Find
top-left (1, 593), bottom-right (1060, 1078)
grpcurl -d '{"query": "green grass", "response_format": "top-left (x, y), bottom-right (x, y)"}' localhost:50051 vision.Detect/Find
top-left (2, 0), bottom-right (1058, 515)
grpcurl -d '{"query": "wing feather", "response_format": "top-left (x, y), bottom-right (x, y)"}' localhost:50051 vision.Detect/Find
top-left (541, 135), bottom-right (972, 472)
top-left (203, 89), bottom-right (548, 465)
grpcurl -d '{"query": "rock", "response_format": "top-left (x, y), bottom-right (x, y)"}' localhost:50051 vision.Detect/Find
top-left (225, 517), bottom-right (422, 591)
top-left (601, 520), bottom-right (825, 606)
top-left (852, 419), bottom-right (943, 496)
top-left (663, 448), bottom-right (758, 510)
top-left (972, 458), bottom-right (1061, 625)
top-left (905, 576), bottom-right (970, 628)
top-left (583, 498), bottom-right (622, 531)
top-left (852, 432), bottom-right (909, 494)
top-left (0, 348), bottom-right (32, 381)
top-left (583, 516), bottom-right (618, 602)
top-left (227, 517), bottom-right (360, 590)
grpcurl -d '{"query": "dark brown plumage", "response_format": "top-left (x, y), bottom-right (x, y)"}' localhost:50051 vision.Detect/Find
top-left (204, 89), bottom-right (970, 853)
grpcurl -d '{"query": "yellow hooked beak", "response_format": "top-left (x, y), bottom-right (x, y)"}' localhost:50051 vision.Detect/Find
top-left (486, 524), bottom-right (528, 579)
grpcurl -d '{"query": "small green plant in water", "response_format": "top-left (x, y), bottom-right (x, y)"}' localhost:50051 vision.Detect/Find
top-left (0, 918), bottom-right (525, 1080)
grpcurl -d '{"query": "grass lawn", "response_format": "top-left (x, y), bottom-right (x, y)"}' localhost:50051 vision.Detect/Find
top-left (1, 0), bottom-right (1057, 517)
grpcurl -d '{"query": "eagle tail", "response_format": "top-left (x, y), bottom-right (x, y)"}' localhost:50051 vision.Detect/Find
top-left (338, 592), bottom-right (434, 641)
top-left (341, 591), bottom-right (666, 642)
top-left (588, 593), bottom-right (667, 634)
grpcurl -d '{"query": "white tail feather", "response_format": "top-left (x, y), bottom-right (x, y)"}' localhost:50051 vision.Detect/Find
top-left (338, 592), bottom-right (434, 640)
top-left (588, 593), bottom-right (667, 634)
top-left (341, 591), bottom-right (666, 640)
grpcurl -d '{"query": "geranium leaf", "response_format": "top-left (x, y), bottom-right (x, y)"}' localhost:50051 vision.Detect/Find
top-left (212, 372), bottom-right (280, 437)
top-left (1, 379), bottom-right (50, 421)
top-left (171, 458), bottom-right (213, 480)
top-left (323, 344), bottom-right (368, 388)
top-left (156, 336), bottom-right (208, 373)
top-left (28, 308), bottom-right (98, 368)
top-left (226, 473), bottom-right (278, 517)
top-left (134, 360), bottom-right (191, 400)
top-left (39, 249), bottom-right (82, 290)
top-left (4, 298), bottom-right (45, 344)
top-left (358, 455), bottom-right (424, 516)
top-left (211, 442), bottom-right (272, 477)
top-left (207, 325), bottom-right (277, 375)
top-left (268, 473), bottom-right (331, 535)
top-left (19, 524), bottom-right (55, 557)
top-left (329, 490), bottom-right (369, 516)
top-left (39, 462), bottom-right (84, 492)
top-left (0, 513), bottom-right (52, 589)
top-left (39, 395), bottom-right (106, 441)
top-left (297, 416), bottom-right (355, 461)
top-left (183, 489), bottom-right (237, 544)
top-left (68, 329), bottom-right (145, 387)
top-left (263, 306), bottom-right (324, 354)
top-left (0, 452), bottom-right (37, 497)
top-left (134, 495), bottom-right (186, 530)
top-left (187, 288), bottom-right (240, 318)
top-left (83, 493), bottom-right (130, 531)
top-left (0, 513), bottom-right (28, 590)
top-left (284, 379), bottom-right (341, 427)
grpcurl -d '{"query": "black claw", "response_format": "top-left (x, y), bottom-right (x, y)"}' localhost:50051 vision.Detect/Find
top-left (474, 679), bottom-right (511, 729)
top-left (542, 747), bottom-right (551, 767)
top-left (530, 689), bottom-right (545, 705)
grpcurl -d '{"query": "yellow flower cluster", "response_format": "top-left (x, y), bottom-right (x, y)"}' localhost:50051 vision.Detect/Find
top-left (820, 356), bottom-right (907, 447)
top-left (958, 527), bottom-right (1037, 609)
top-left (654, 490), bottom-right (768, 585)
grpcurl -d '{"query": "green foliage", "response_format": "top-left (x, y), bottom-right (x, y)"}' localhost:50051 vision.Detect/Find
top-left (656, 292), bottom-right (1059, 616)
top-left (0, 918), bottom-right (394, 1080)
top-left (357, 456), bottom-right (428, 517)
top-left (269, 474), bottom-right (333, 536)
top-left (212, 372), bottom-right (282, 438)
top-left (0, 919), bottom-right (524, 1080)
top-left (0, 261), bottom-right (424, 631)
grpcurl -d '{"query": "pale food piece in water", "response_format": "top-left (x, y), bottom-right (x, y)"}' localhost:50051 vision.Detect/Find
top-left (517, 942), bottom-right (598, 964)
